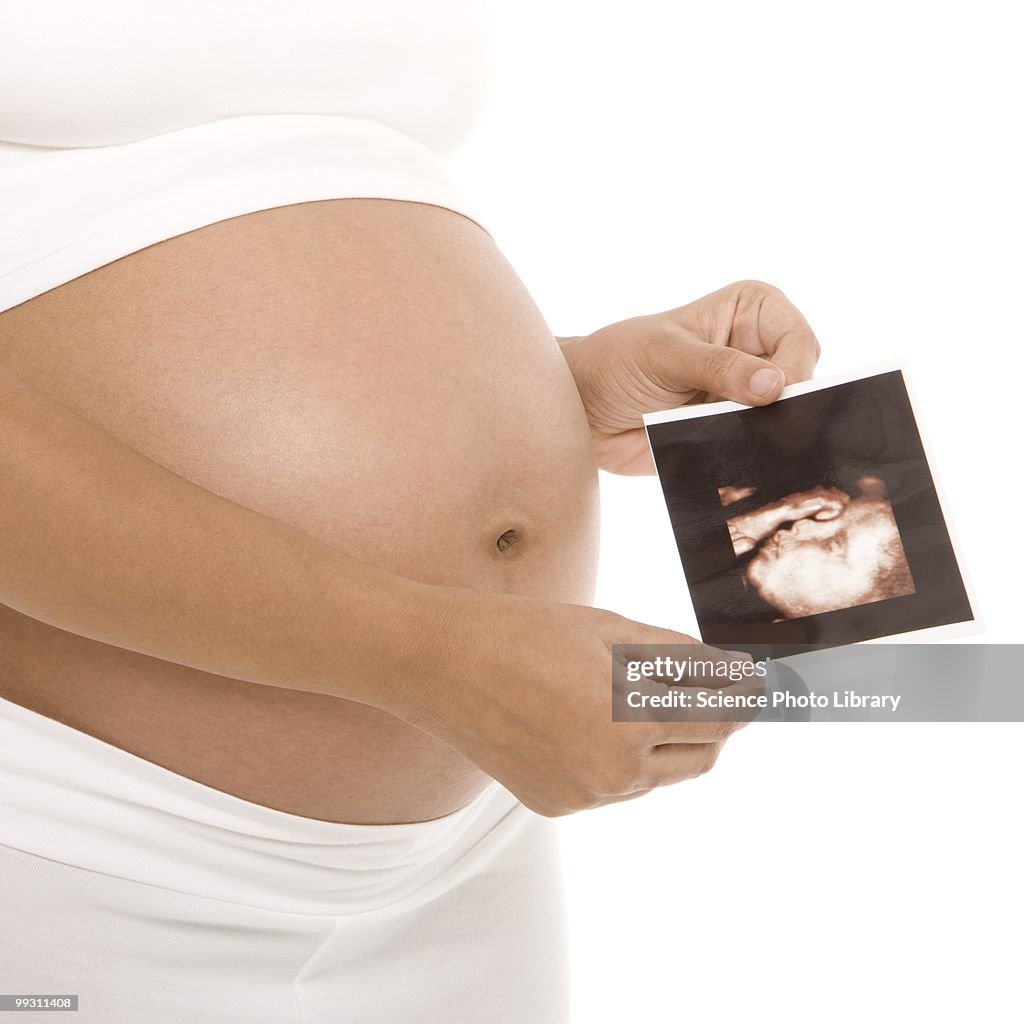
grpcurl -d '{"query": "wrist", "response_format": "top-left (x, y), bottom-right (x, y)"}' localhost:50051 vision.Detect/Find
top-left (320, 561), bottom-right (503, 732)
top-left (380, 582), bottom-right (548, 742)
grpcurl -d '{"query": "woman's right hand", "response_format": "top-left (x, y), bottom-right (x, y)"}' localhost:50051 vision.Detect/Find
top-left (390, 590), bottom-right (759, 817)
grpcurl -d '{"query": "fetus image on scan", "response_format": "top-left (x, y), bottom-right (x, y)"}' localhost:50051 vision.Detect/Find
top-left (721, 475), bottom-right (915, 620)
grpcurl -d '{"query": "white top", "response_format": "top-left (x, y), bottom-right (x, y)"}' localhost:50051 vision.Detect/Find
top-left (0, 0), bottom-right (492, 313)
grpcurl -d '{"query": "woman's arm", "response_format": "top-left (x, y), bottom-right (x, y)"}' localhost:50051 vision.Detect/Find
top-left (0, 363), bottom-right (439, 709)
top-left (0, 364), bottom-right (751, 817)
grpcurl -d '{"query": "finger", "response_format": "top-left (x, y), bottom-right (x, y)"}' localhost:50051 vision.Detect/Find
top-left (647, 741), bottom-right (724, 787)
top-left (751, 291), bottom-right (820, 385)
top-left (614, 642), bottom-right (766, 728)
top-left (644, 685), bottom-right (763, 741)
top-left (792, 497), bottom-right (830, 517)
top-left (669, 666), bottom-right (766, 735)
top-left (812, 502), bottom-right (845, 521)
top-left (598, 787), bottom-right (656, 807)
top-left (646, 331), bottom-right (786, 407)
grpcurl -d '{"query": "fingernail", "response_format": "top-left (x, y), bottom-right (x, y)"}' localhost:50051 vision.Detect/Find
top-left (749, 367), bottom-right (782, 396)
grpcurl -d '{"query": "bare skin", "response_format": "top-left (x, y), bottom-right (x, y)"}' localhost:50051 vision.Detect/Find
top-left (0, 199), bottom-right (604, 823)
top-left (0, 198), bottom-right (820, 823)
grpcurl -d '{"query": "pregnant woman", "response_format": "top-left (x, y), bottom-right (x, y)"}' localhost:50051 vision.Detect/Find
top-left (0, 3), bottom-right (820, 1021)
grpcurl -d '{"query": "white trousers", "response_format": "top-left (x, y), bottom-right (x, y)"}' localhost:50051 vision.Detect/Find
top-left (0, 695), bottom-right (569, 1022)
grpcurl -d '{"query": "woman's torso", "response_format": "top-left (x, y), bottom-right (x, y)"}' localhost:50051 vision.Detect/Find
top-left (0, 0), bottom-right (600, 825)
top-left (0, 198), bottom-right (601, 824)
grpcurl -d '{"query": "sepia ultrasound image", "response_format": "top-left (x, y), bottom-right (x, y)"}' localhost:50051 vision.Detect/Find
top-left (645, 368), bottom-right (974, 651)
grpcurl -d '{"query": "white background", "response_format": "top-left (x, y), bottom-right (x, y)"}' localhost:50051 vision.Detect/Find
top-left (452, 2), bottom-right (1023, 1021)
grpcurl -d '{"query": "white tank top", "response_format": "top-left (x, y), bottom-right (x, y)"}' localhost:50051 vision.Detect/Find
top-left (0, 0), bottom-right (492, 312)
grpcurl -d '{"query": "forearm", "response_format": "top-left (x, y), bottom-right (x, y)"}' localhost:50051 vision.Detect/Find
top-left (0, 365), bottom-right (453, 714)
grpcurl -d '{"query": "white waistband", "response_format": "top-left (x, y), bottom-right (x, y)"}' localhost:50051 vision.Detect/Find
top-left (0, 694), bottom-right (524, 915)
top-left (0, 113), bottom-right (489, 314)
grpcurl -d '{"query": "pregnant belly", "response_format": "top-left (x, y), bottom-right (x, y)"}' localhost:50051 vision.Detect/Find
top-left (0, 199), bottom-right (600, 824)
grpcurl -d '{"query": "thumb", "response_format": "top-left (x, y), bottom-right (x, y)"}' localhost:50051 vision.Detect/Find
top-left (647, 334), bottom-right (786, 406)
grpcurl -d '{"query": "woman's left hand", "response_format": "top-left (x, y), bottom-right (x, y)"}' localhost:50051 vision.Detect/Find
top-left (558, 280), bottom-right (821, 474)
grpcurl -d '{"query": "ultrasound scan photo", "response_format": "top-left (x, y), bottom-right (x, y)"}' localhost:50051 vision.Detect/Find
top-left (644, 366), bottom-right (975, 651)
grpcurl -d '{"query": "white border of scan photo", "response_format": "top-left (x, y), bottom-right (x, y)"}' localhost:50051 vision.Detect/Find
top-left (642, 358), bottom-right (984, 646)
